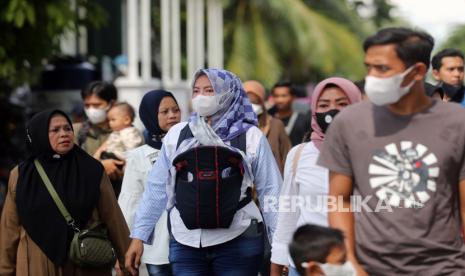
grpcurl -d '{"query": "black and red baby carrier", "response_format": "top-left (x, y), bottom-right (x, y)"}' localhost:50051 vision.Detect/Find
top-left (173, 125), bottom-right (252, 229)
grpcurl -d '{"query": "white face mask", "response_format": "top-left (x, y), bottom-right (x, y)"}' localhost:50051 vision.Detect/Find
top-left (364, 66), bottom-right (416, 106)
top-left (192, 95), bottom-right (220, 117)
top-left (319, 261), bottom-right (356, 276)
top-left (251, 103), bottom-right (263, 115)
top-left (85, 107), bottom-right (108, 124)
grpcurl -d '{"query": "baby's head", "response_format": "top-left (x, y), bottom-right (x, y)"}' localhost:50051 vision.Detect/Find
top-left (107, 102), bottom-right (135, 131)
top-left (289, 224), bottom-right (355, 276)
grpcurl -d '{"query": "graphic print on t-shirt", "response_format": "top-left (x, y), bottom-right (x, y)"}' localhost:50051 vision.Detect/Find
top-left (368, 141), bottom-right (439, 208)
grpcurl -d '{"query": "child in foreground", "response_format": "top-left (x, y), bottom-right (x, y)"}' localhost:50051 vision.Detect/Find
top-left (289, 224), bottom-right (356, 276)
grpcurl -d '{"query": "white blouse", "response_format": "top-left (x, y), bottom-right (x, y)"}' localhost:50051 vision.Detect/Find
top-left (118, 144), bottom-right (170, 265)
top-left (271, 142), bottom-right (329, 266)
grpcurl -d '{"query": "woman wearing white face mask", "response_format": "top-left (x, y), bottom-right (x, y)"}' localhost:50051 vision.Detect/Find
top-left (73, 81), bottom-right (125, 181)
top-left (244, 80), bottom-right (291, 175)
top-left (125, 68), bottom-right (282, 276)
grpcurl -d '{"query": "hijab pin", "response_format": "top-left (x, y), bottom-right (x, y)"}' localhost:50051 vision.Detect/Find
top-left (53, 154), bottom-right (61, 159)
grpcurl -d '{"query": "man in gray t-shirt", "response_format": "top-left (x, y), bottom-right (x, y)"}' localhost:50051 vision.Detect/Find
top-left (318, 27), bottom-right (465, 275)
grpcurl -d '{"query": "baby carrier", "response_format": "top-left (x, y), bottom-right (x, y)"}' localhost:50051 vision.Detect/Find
top-left (173, 125), bottom-right (251, 229)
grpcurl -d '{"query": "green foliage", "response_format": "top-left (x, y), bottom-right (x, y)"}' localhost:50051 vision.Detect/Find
top-left (441, 24), bottom-right (465, 55)
top-left (224, 0), bottom-right (370, 88)
top-left (351, 0), bottom-right (395, 28)
top-left (0, 0), bottom-right (108, 96)
top-left (304, 0), bottom-right (374, 39)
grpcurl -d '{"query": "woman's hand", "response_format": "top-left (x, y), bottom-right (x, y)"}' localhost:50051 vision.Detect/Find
top-left (125, 239), bottom-right (144, 276)
top-left (101, 159), bottom-right (125, 179)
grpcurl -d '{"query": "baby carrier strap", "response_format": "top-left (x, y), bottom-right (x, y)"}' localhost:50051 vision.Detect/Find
top-left (176, 124), bottom-right (247, 153)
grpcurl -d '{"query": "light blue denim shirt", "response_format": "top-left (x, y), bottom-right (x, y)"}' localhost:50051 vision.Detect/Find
top-left (131, 122), bottom-right (281, 248)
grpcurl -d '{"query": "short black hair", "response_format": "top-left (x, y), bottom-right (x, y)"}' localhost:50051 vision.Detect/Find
top-left (354, 79), bottom-right (366, 95)
top-left (289, 224), bottom-right (344, 276)
top-left (81, 81), bottom-right (118, 103)
top-left (271, 80), bottom-right (295, 96)
top-left (431, 48), bottom-right (464, 70)
top-left (363, 27), bottom-right (434, 69)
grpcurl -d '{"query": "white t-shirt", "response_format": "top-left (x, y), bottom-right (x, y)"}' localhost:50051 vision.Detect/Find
top-left (118, 145), bottom-right (169, 265)
top-left (271, 142), bottom-right (329, 266)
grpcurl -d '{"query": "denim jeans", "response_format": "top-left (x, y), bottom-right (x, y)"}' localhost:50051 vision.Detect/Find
top-left (146, 264), bottom-right (172, 276)
top-left (288, 265), bottom-right (299, 276)
top-left (169, 223), bottom-right (265, 276)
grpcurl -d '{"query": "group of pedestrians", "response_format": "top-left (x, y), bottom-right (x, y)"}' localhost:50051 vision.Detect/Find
top-left (1, 26), bottom-right (465, 276)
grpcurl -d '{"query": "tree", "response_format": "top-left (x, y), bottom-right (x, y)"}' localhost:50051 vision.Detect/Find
top-left (224, 0), bottom-right (367, 88)
top-left (0, 0), bottom-right (107, 96)
top-left (304, 0), bottom-right (373, 39)
top-left (352, 0), bottom-right (395, 28)
top-left (441, 24), bottom-right (465, 55)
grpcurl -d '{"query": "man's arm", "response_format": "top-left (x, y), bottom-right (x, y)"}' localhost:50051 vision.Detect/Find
top-left (328, 172), bottom-right (367, 276)
top-left (460, 180), bottom-right (465, 239)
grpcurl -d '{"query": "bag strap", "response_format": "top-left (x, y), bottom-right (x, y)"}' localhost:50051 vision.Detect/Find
top-left (34, 159), bottom-right (80, 232)
top-left (291, 143), bottom-right (306, 186)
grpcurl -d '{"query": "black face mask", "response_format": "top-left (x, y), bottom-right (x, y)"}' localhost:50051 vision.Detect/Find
top-left (315, 109), bottom-right (339, 133)
top-left (442, 82), bottom-right (464, 102)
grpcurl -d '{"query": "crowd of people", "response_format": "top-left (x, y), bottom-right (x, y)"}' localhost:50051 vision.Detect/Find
top-left (1, 26), bottom-right (465, 276)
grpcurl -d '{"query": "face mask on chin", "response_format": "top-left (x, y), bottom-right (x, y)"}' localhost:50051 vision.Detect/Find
top-left (441, 82), bottom-right (464, 102)
top-left (364, 66), bottom-right (416, 106)
top-left (192, 95), bottom-right (221, 117)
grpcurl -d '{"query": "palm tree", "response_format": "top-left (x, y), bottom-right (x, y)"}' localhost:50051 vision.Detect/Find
top-left (223, 0), bottom-right (367, 87)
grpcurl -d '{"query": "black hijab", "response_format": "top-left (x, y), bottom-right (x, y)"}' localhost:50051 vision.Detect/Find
top-left (139, 90), bottom-right (178, 149)
top-left (16, 109), bottom-right (102, 265)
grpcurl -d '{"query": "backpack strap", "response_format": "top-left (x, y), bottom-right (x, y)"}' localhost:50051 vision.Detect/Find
top-left (176, 124), bottom-right (247, 153)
